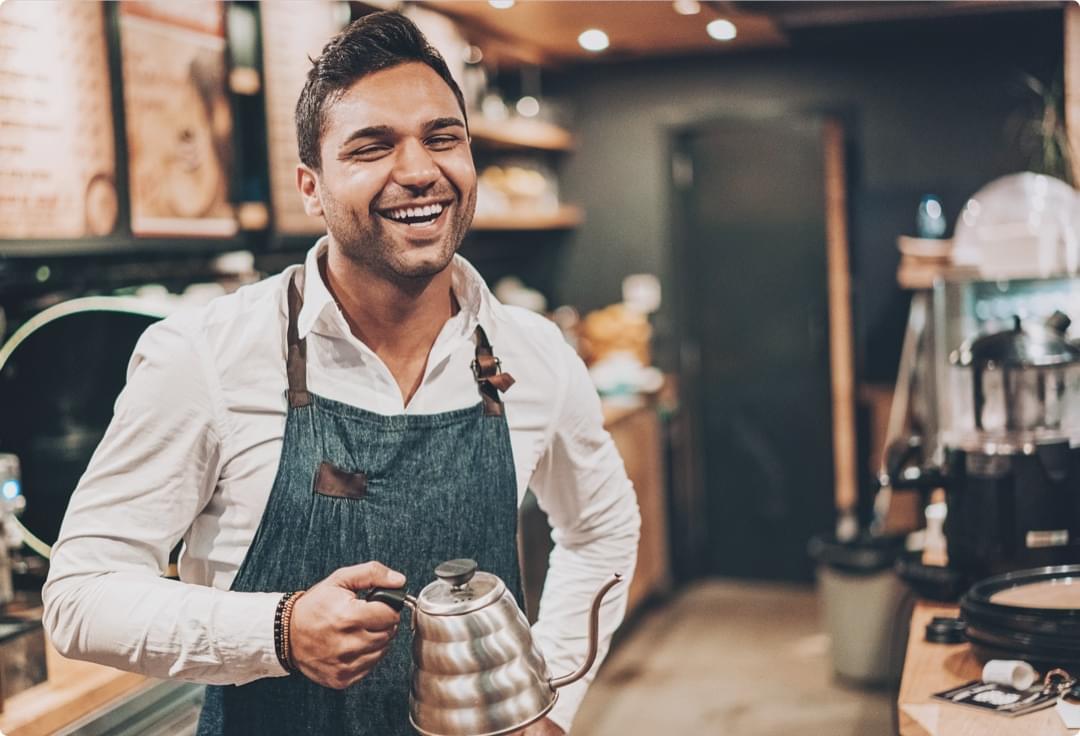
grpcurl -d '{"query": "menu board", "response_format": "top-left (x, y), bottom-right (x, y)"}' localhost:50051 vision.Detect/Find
top-left (0, 2), bottom-right (118, 240)
top-left (260, 1), bottom-right (346, 236)
top-left (119, 2), bottom-right (237, 237)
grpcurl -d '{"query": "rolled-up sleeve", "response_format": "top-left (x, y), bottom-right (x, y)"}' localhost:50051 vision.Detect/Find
top-left (42, 316), bottom-right (285, 684)
top-left (528, 342), bottom-right (641, 732)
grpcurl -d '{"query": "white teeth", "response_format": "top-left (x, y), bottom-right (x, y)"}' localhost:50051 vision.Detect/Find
top-left (384, 203), bottom-right (445, 222)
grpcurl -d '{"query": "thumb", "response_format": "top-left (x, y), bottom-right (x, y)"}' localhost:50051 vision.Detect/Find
top-left (330, 561), bottom-right (406, 592)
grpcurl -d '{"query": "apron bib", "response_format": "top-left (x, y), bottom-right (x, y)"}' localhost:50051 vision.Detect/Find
top-left (196, 269), bottom-right (522, 735)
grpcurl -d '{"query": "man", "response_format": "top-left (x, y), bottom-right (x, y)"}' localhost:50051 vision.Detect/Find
top-left (43, 11), bottom-right (639, 736)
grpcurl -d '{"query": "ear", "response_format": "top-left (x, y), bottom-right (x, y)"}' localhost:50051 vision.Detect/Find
top-left (296, 164), bottom-right (324, 217)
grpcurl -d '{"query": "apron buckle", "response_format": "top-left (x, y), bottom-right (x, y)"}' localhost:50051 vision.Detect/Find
top-left (472, 357), bottom-right (516, 393)
top-left (471, 356), bottom-right (501, 382)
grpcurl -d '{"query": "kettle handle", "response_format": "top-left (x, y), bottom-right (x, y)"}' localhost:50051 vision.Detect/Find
top-left (550, 573), bottom-right (623, 690)
top-left (362, 587), bottom-right (414, 612)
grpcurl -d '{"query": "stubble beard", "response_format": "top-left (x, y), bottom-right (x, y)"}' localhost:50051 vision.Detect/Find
top-left (323, 186), bottom-right (476, 288)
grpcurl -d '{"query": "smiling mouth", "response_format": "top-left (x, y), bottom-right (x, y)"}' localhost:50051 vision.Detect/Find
top-left (377, 201), bottom-right (449, 228)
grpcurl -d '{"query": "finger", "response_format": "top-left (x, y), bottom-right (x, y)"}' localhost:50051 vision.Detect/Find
top-left (351, 624), bottom-right (398, 653)
top-left (340, 629), bottom-right (397, 660)
top-left (345, 600), bottom-right (402, 631)
top-left (330, 561), bottom-right (406, 592)
top-left (342, 648), bottom-right (392, 685)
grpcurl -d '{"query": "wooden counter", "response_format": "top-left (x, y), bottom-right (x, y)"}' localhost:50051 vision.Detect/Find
top-left (519, 397), bottom-right (671, 622)
top-left (602, 399), bottom-right (670, 614)
top-left (0, 637), bottom-right (151, 736)
top-left (898, 601), bottom-right (1069, 736)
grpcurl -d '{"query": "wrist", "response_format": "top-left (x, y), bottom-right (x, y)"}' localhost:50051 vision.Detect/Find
top-left (274, 591), bottom-right (305, 672)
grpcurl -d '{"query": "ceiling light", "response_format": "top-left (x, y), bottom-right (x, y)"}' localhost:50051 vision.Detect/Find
top-left (488, 0), bottom-right (515, 8)
top-left (578, 29), bottom-right (609, 52)
top-left (706, 19), bottom-right (737, 41)
top-left (673, 0), bottom-right (700, 15)
top-left (516, 96), bottom-right (540, 118)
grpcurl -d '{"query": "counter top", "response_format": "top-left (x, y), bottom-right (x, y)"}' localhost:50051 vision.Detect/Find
top-left (0, 636), bottom-right (151, 736)
top-left (898, 601), bottom-right (1069, 736)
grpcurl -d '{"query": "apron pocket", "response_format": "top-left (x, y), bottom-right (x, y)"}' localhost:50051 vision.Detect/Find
top-left (313, 461), bottom-right (368, 499)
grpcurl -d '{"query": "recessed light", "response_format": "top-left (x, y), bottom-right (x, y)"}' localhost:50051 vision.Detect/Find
top-left (673, 0), bottom-right (700, 15)
top-left (516, 96), bottom-right (540, 118)
top-left (578, 28), bottom-right (609, 52)
top-left (706, 19), bottom-right (737, 41)
top-left (489, 0), bottom-right (515, 9)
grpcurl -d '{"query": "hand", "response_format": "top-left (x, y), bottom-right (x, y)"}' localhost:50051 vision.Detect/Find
top-left (289, 561), bottom-right (405, 689)
top-left (511, 717), bottom-right (565, 735)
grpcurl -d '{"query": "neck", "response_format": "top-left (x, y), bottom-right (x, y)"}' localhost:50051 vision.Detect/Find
top-left (321, 248), bottom-right (457, 407)
top-left (321, 249), bottom-right (457, 359)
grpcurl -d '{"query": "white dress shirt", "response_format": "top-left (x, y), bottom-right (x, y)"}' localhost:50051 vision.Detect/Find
top-left (42, 239), bottom-right (641, 731)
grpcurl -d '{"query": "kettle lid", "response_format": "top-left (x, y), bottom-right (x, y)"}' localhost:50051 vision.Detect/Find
top-left (416, 558), bottom-right (506, 616)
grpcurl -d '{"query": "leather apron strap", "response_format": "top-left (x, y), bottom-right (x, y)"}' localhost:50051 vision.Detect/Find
top-left (472, 325), bottom-right (515, 416)
top-left (286, 275), bottom-right (311, 408)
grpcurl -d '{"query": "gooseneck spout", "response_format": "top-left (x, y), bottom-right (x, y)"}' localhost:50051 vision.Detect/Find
top-left (550, 573), bottom-right (623, 689)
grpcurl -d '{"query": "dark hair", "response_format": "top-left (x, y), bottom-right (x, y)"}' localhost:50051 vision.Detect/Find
top-left (295, 11), bottom-right (468, 171)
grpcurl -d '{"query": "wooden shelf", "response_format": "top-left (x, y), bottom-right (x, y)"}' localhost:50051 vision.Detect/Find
top-left (895, 236), bottom-right (979, 289)
top-left (471, 204), bottom-right (583, 231)
top-left (469, 116), bottom-right (574, 152)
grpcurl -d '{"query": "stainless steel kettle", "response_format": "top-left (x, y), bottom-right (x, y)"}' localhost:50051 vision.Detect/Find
top-left (366, 558), bottom-right (622, 736)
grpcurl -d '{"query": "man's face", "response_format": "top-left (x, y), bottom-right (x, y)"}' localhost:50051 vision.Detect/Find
top-left (303, 62), bottom-right (476, 282)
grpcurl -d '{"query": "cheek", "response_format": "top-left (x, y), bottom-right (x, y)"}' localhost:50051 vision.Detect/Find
top-left (332, 166), bottom-right (390, 209)
top-left (443, 154), bottom-right (476, 194)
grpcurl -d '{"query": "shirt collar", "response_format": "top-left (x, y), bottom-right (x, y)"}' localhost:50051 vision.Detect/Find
top-left (295, 237), bottom-right (337, 340)
top-left (295, 237), bottom-right (497, 341)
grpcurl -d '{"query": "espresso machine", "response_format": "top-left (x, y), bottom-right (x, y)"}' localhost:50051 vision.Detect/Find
top-left (881, 173), bottom-right (1080, 593)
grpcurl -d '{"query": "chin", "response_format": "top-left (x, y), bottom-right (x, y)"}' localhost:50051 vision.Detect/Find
top-left (390, 248), bottom-right (456, 280)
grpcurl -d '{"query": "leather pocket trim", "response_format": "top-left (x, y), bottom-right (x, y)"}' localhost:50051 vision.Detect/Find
top-left (314, 461), bottom-right (368, 499)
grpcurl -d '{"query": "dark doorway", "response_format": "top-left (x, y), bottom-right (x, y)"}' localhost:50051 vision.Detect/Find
top-left (671, 114), bottom-right (837, 581)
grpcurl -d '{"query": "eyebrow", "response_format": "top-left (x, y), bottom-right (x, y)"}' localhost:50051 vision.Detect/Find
top-left (340, 125), bottom-right (394, 148)
top-left (339, 117), bottom-right (467, 149)
top-left (425, 116), bottom-right (466, 132)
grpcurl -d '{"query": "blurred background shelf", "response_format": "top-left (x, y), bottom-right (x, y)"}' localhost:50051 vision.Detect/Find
top-left (470, 117), bottom-right (575, 152)
top-left (471, 205), bottom-right (584, 231)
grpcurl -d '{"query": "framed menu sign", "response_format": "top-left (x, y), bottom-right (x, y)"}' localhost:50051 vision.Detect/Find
top-left (119, 2), bottom-right (237, 237)
top-left (0, 2), bottom-right (118, 240)
top-left (260, 1), bottom-right (346, 237)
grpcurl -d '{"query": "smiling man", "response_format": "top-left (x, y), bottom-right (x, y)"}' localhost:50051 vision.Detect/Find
top-left (43, 11), bottom-right (639, 736)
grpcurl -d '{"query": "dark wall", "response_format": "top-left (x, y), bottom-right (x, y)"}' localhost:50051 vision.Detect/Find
top-left (546, 9), bottom-right (1064, 380)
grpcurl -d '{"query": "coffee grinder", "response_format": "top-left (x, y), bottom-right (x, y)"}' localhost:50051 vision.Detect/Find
top-left (940, 303), bottom-right (1080, 578)
top-left (881, 173), bottom-right (1080, 593)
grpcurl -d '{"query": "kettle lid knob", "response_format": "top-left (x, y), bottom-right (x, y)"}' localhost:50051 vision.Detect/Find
top-left (435, 558), bottom-right (477, 587)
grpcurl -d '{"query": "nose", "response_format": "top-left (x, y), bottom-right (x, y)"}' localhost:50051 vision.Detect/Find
top-left (392, 138), bottom-right (440, 191)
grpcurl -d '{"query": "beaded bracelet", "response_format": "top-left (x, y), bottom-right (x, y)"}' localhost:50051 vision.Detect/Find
top-left (274, 591), bottom-right (304, 673)
top-left (282, 591), bottom-right (303, 670)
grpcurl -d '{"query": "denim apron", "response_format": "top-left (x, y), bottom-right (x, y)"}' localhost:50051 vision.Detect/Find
top-left (196, 268), bottom-right (523, 735)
